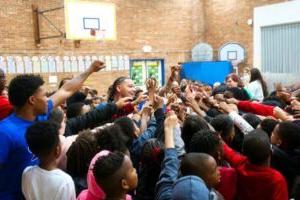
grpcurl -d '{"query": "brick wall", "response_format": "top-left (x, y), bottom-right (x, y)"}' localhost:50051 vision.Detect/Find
top-left (203, 0), bottom-right (284, 66)
top-left (0, 0), bottom-right (205, 94)
top-left (0, 0), bottom-right (286, 94)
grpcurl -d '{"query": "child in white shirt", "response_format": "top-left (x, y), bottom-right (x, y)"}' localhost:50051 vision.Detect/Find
top-left (22, 121), bottom-right (76, 200)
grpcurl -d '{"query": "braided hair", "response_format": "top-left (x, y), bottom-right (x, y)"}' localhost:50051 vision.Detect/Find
top-left (66, 130), bottom-right (99, 178)
top-left (107, 76), bottom-right (129, 102)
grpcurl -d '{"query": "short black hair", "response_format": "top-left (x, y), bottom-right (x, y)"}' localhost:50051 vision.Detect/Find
top-left (8, 74), bottom-right (44, 107)
top-left (263, 96), bottom-right (286, 109)
top-left (93, 151), bottom-right (125, 194)
top-left (26, 121), bottom-right (60, 158)
top-left (189, 129), bottom-right (221, 156)
top-left (180, 153), bottom-right (211, 179)
top-left (243, 113), bottom-right (261, 129)
top-left (212, 84), bottom-right (227, 96)
top-left (114, 117), bottom-right (135, 148)
top-left (211, 114), bottom-right (234, 139)
top-left (66, 130), bottom-right (98, 177)
top-left (182, 115), bottom-right (210, 152)
top-left (95, 124), bottom-right (128, 153)
top-left (259, 118), bottom-right (278, 137)
top-left (66, 102), bottom-right (85, 119)
top-left (277, 121), bottom-right (300, 151)
top-left (242, 129), bottom-right (271, 164)
top-left (225, 87), bottom-right (250, 100)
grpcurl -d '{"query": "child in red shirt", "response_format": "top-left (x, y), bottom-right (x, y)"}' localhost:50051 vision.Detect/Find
top-left (189, 129), bottom-right (237, 200)
top-left (223, 129), bottom-right (288, 200)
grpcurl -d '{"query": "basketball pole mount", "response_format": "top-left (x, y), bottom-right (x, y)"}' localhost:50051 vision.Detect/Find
top-left (32, 4), bottom-right (65, 47)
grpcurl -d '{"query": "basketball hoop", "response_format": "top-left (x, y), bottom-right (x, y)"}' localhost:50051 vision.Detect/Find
top-left (90, 29), bottom-right (96, 37)
top-left (89, 29), bottom-right (106, 42)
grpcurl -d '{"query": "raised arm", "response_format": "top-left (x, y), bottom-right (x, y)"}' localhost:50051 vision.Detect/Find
top-left (50, 61), bottom-right (105, 108)
top-left (219, 102), bottom-right (254, 135)
top-left (155, 112), bottom-right (179, 200)
top-left (64, 97), bottom-right (131, 136)
top-left (223, 142), bottom-right (247, 168)
top-left (158, 65), bottom-right (180, 97)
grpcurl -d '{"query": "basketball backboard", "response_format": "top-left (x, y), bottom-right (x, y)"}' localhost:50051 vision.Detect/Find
top-left (192, 43), bottom-right (213, 62)
top-left (65, 0), bottom-right (116, 40)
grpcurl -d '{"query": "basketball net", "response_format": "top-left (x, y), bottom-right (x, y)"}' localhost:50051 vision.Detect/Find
top-left (90, 28), bottom-right (96, 36)
top-left (90, 29), bottom-right (106, 42)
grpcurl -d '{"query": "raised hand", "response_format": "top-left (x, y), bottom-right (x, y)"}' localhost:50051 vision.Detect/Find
top-left (225, 98), bottom-right (239, 105)
top-left (115, 97), bottom-right (132, 109)
top-left (170, 65), bottom-right (181, 79)
top-left (185, 84), bottom-right (195, 99)
top-left (141, 103), bottom-right (153, 117)
top-left (273, 107), bottom-right (294, 121)
top-left (164, 111), bottom-right (178, 148)
top-left (214, 93), bottom-right (225, 102)
top-left (166, 93), bottom-right (177, 106)
top-left (145, 78), bottom-right (158, 92)
top-left (132, 94), bottom-right (148, 106)
top-left (291, 99), bottom-right (300, 107)
top-left (89, 60), bottom-right (106, 72)
top-left (185, 95), bottom-right (206, 117)
top-left (219, 102), bottom-right (233, 114)
top-left (152, 94), bottom-right (164, 110)
top-left (164, 111), bottom-right (178, 129)
top-left (146, 78), bottom-right (158, 103)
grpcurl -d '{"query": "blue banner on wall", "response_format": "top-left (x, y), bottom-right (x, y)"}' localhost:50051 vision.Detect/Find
top-left (181, 61), bottom-right (233, 86)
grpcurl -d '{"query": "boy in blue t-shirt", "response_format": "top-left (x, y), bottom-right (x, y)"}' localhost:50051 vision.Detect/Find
top-left (0, 61), bottom-right (105, 199)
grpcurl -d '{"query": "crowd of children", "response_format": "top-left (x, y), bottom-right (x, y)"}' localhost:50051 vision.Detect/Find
top-left (0, 62), bottom-right (300, 200)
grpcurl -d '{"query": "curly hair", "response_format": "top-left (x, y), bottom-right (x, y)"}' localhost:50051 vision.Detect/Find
top-left (94, 124), bottom-right (128, 153)
top-left (189, 129), bottom-right (221, 157)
